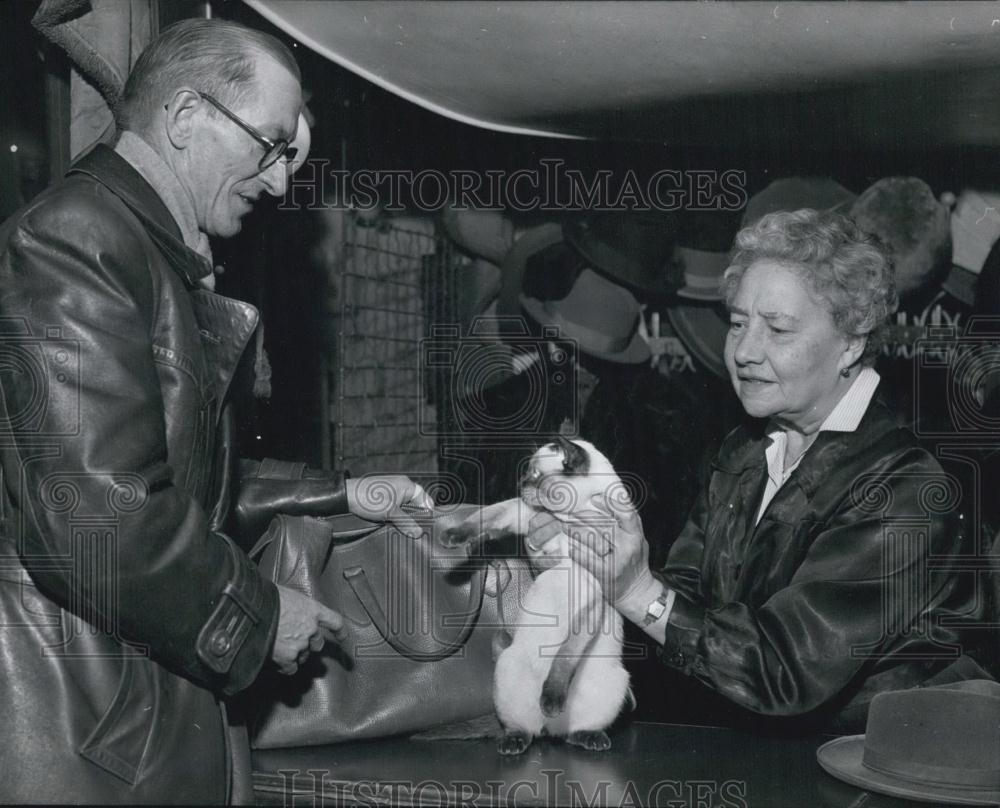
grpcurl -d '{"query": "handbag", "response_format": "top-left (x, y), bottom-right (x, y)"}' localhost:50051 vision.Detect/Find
top-left (246, 506), bottom-right (530, 748)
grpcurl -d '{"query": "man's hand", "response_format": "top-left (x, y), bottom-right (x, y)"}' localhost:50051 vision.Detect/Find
top-left (272, 585), bottom-right (349, 676)
top-left (526, 494), bottom-right (658, 611)
top-left (346, 475), bottom-right (434, 538)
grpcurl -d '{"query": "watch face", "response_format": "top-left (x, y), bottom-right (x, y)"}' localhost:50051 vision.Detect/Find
top-left (643, 593), bottom-right (668, 625)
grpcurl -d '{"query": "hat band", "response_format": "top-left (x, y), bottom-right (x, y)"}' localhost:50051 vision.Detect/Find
top-left (684, 271), bottom-right (725, 292)
top-left (541, 305), bottom-right (633, 355)
top-left (863, 748), bottom-right (1000, 791)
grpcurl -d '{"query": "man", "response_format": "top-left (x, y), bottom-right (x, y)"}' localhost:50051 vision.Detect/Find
top-left (0, 18), bottom-right (429, 804)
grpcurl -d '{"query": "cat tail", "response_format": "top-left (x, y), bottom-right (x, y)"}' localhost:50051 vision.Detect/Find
top-left (410, 713), bottom-right (503, 740)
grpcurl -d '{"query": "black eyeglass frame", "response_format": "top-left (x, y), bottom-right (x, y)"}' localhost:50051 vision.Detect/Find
top-left (199, 92), bottom-right (297, 172)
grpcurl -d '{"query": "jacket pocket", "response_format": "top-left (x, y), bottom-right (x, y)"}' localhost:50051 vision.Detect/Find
top-left (152, 342), bottom-right (217, 502)
top-left (79, 654), bottom-right (157, 785)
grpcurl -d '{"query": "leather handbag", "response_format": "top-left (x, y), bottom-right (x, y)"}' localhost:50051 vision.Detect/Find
top-left (246, 506), bottom-right (529, 748)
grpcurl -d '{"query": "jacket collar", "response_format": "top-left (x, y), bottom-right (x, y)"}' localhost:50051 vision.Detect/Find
top-left (713, 397), bottom-right (903, 497)
top-left (67, 144), bottom-right (214, 288)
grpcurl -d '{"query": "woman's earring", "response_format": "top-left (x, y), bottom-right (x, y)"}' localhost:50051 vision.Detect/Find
top-left (840, 367), bottom-right (851, 378)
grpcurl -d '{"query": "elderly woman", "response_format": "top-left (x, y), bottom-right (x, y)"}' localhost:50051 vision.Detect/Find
top-left (531, 209), bottom-right (989, 731)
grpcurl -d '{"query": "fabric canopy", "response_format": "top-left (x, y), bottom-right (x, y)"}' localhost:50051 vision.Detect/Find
top-left (245, 0), bottom-right (1000, 145)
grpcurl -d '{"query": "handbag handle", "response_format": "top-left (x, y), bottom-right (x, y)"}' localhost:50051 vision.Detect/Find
top-left (342, 564), bottom-right (486, 662)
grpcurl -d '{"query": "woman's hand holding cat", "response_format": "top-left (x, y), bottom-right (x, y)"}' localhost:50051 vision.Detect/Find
top-left (526, 496), bottom-right (662, 615)
top-left (346, 474), bottom-right (435, 538)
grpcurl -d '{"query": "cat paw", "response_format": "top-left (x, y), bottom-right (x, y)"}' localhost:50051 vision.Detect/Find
top-left (440, 524), bottom-right (480, 548)
top-left (567, 730), bottom-right (611, 751)
top-left (540, 683), bottom-right (567, 717)
top-left (491, 629), bottom-right (513, 661)
top-left (498, 730), bottom-right (532, 755)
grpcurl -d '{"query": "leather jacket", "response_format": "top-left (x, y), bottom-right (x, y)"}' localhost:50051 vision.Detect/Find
top-left (0, 146), bottom-right (347, 803)
top-left (658, 398), bottom-right (989, 731)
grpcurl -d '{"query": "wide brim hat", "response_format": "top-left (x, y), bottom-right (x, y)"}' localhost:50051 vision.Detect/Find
top-left (665, 302), bottom-right (728, 378)
top-left (520, 268), bottom-right (651, 364)
top-left (564, 212), bottom-right (679, 298)
top-left (816, 680), bottom-right (1000, 806)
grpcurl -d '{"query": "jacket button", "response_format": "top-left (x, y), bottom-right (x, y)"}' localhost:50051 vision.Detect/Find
top-left (209, 630), bottom-right (232, 657)
top-left (670, 652), bottom-right (686, 667)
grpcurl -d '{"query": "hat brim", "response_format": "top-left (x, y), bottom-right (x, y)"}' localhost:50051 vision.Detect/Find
top-left (665, 303), bottom-right (729, 379)
top-left (498, 224), bottom-right (565, 320)
top-left (816, 736), bottom-right (1000, 806)
top-left (519, 295), bottom-right (651, 364)
top-left (676, 286), bottom-right (725, 303)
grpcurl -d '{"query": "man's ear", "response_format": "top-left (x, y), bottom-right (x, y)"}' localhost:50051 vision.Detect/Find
top-left (163, 88), bottom-right (201, 150)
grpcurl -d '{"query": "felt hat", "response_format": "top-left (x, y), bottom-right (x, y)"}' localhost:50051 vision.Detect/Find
top-left (816, 680), bottom-right (1000, 806)
top-left (850, 177), bottom-right (952, 300)
top-left (741, 177), bottom-right (856, 227)
top-left (563, 212), bottom-right (679, 298)
top-left (674, 211), bottom-right (739, 302)
top-left (496, 223), bottom-right (568, 325)
top-left (520, 268), bottom-right (651, 364)
top-left (674, 248), bottom-right (730, 302)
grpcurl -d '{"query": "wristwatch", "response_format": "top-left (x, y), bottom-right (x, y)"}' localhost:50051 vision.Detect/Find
top-left (639, 587), bottom-right (670, 627)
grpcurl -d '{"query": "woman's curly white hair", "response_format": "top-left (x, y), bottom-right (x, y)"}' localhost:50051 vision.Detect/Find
top-left (721, 209), bottom-right (899, 366)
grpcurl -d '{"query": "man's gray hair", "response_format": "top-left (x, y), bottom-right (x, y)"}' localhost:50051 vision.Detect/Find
top-left (117, 18), bottom-right (300, 134)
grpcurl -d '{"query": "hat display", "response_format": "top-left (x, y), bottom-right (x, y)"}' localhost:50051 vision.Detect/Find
top-left (816, 680), bottom-right (1000, 806)
top-left (741, 177), bottom-right (856, 227)
top-left (563, 212), bottom-right (679, 298)
top-left (850, 177), bottom-right (952, 299)
top-left (520, 268), bottom-right (651, 364)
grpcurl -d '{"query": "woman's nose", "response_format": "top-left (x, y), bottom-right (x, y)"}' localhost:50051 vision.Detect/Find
top-left (733, 323), bottom-right (764, 365)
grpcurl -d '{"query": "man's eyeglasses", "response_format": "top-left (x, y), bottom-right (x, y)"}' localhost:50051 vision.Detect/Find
top-left (200, 93), bottom-right (297, 172)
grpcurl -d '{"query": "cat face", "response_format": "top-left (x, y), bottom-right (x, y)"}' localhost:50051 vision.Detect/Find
top-left (519, 437), bottom-right (618, 514)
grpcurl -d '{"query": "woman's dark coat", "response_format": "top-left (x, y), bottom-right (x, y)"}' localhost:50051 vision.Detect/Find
top-left (659, 398), bottom-right (988, 729)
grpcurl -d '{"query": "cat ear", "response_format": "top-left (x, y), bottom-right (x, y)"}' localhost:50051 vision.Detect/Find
top-left (554, 435), bottom-right (590, 474)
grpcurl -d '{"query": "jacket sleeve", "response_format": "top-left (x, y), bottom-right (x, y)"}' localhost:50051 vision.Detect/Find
top-left (234, 458), bottom-right (349, 545)
top-left (0, 190), bottom-right (277, 695)
top-left (657, 446), bottom-right (965, 716)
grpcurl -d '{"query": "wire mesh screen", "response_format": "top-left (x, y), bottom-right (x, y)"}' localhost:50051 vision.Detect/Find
top-left (330, 216), bottom-right (455, 477)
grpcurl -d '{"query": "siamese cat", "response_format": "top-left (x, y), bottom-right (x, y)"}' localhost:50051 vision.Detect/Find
top-left (439, 436), bottom-right (632, 755)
